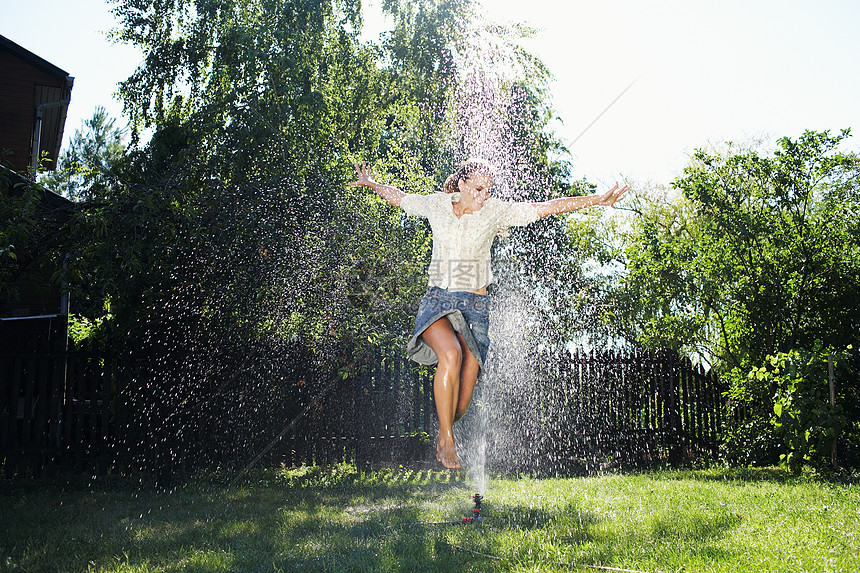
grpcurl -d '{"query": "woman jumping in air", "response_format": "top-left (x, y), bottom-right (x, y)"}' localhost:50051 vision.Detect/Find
top-left (349, 159), bottom-right (626, 469)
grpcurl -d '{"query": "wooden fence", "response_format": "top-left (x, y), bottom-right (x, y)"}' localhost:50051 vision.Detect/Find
top-left (525, 346), bottom-right (724, 473)
top-left (266, 345), bottom-right (726, 475)
top-left (1, 315), bottom-right (66, 478)
top-left (1, 316), bottom-right (725, 479)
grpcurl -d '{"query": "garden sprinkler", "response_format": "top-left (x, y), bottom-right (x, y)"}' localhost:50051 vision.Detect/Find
top-left (461, 493), bottom-right (484, 524)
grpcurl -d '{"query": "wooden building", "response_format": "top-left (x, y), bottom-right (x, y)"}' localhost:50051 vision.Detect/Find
top-left (0, 33), bottom-right (74, 174)
top-left (1, 34), bottom-right (78, 479)
top-left (1, 33), bottom-right (74, 318)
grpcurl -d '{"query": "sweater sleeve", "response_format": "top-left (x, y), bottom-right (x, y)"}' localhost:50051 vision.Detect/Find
top-left (499, 201), bottom-right (540, 227)
top-left (399, 193), bottom-right (437, 218)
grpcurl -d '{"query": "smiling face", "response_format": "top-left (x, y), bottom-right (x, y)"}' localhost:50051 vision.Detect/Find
top-left (458, 171), bottom-right (493, 206)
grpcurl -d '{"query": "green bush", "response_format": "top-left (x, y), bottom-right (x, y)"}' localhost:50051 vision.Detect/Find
top-left (722, 343), bottom-right (856, 472)
top-left (758, 344), bottom-right (849, 472)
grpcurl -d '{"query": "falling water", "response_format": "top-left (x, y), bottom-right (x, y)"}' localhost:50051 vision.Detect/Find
top-left (444, 17), bottom-right (566, 493)
top-left (435, 8), bottom-right (640, 491)
top-left (459, 285), bottom-right (542, 493)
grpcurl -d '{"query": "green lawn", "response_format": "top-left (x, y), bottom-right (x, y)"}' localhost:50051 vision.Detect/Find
top-left (1, 464), bottom-right (858, 572)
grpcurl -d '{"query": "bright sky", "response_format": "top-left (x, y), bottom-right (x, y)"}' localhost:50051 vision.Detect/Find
top-left (2, 0), bottom-right (858, 187)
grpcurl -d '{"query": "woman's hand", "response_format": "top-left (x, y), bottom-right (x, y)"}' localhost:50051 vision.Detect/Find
top-left (348, 162), bottom-right (376, 188)
top-left (594, 182), bottom-right (628, 208)
top-left (347, 161), bottom-right (406, 207)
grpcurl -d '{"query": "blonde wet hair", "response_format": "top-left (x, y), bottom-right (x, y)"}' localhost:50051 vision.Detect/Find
top-left (443, 158), bottom-right (495, 194)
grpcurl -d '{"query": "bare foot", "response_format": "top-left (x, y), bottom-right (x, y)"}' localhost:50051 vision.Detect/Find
top-left (437, 438), bottom-right (461, 469)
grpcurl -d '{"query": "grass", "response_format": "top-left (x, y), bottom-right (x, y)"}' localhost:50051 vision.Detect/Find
top-left (1, 463), bottom-right (858, 572)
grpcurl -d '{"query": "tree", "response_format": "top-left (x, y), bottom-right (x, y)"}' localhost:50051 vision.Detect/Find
top-left (616, 130), bottom-right (860, 371)
top-left (37, 0), bottom-right (578, 472)
top-left (97, 0), bottom-right (583, 356)
top-left (39, 106), bottom-right (127, 201)
top-left (611, 130), bottom-right (860, 466)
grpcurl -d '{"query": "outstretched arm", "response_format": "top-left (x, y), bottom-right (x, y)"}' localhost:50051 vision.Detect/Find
top-left (532, 182), bottom-right (627, 219)
top-left (347, 162), bottom-right (406, 208)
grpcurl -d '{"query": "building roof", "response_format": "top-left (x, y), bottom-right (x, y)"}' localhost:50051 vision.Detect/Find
top-left (1, 165), bottom-right (73, 210)
top-left (0, 33), bottom-right (72, 81)
top-left (0, 33), bottom-right (74, 174)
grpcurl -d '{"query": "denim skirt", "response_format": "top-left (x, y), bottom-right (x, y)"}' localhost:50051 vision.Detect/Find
top-left (406, 286), bottom-right (491, 370)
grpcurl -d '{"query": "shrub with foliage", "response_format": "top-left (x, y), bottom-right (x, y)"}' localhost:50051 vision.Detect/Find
top-left (725, 343), bottom-right (853, 472)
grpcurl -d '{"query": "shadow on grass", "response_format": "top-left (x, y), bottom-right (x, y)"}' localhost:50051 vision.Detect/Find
top-left (2, 464), bottom-right (804, 573)
top-left (0, 470), bottom-right (484, 573)
top-left (643, 509), bottom-right (741, 560)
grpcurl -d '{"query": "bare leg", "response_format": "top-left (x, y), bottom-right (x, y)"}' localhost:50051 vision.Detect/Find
top-left (421, 317), bottom-right (463, 469)
top-left (454, 332), bottom-right (480, 422)
top-left (420, 320), bottom-right (484, 468)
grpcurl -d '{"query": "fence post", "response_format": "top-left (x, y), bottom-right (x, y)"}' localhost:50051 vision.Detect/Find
top-left (353, 362), bottom-right (371, 472)
top-left (666, 350), bottom-right (684, 464)
top-left (829, 353), bottom-right (838, 469)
